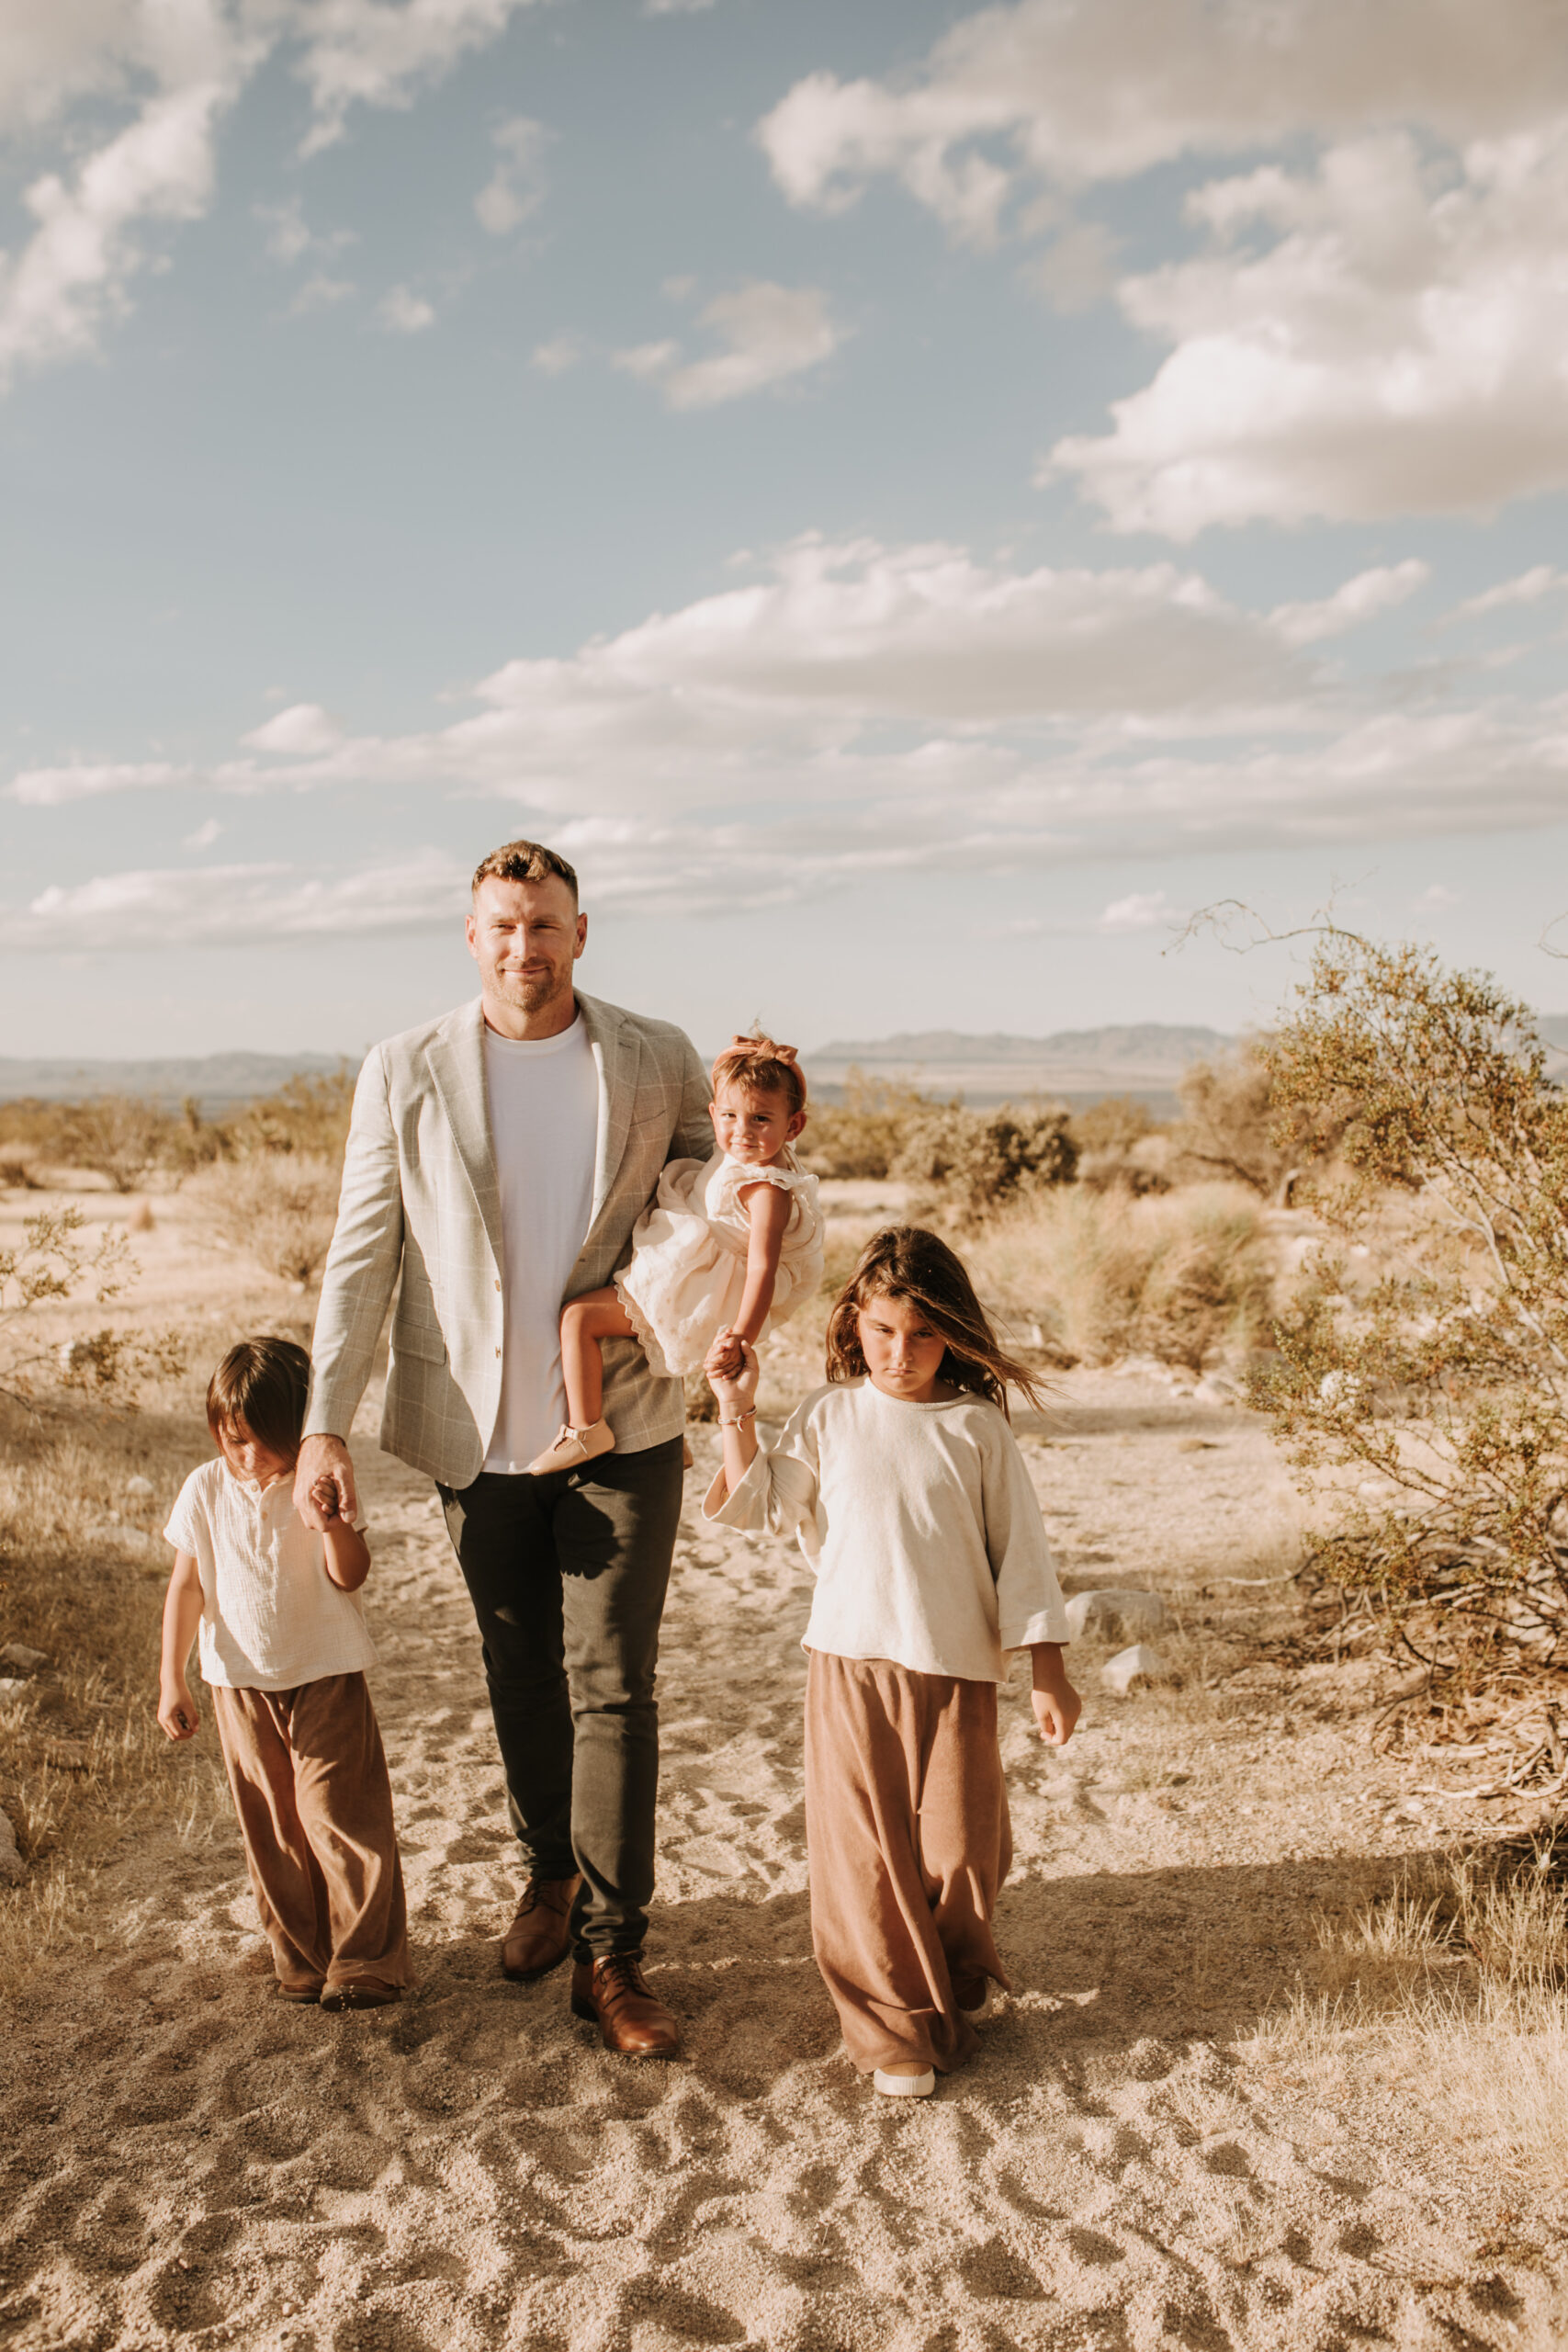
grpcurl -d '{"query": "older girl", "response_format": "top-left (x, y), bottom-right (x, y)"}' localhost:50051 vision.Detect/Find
top-left (704, 1227), bottom-right (1078, 2098)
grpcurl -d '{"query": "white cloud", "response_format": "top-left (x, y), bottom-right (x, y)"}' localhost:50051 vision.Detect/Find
top-left (762, 2), bottom-right (1568, 532)
top-left (474, 114), bottom-right (549, 234)
top-left (288, 0), bottom-right (542, 157)
top-left (292, 272), bottom-right (356, 314)
top-left (0, 2), bottom-right (247, 390)
top-left (378, 285), bottom-right (435, 334)
top-left (1413, 882), bottom-right (1461, 912)
top-left (12, 540), bottom-right (1568, 941)
top-left (531, 332), bottom-right (581, 375)
top-left (0, 1), bottom-right (539, 389)
top-left (1028, 221), bottom-right (1121, 312)
top-left (1098, 889), bottom-right (1179, 933)
top-left (1269, 560), bottom-right (1429, 649)
top-left (615, 282), bottom-right (841, 410)
top-left (254, 194), bottom-right (356, 270)
top-left (243, 704), bottom-right (346, 756)
top-left (4, 854), bottom-right (468, 951)
top-left (10, 759), bottom-right (197, 808)
top-left (184, 817), bottom-right (222, 849)
top-left (759, 0), bottom-right (1568, 232)
top-left (1449, 566), bottom-right (1568, 621)
top-left (1045, 130), bottom-right (1568, 535)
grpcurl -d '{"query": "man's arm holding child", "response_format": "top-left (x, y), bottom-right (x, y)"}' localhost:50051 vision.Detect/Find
top-left (157, 1553), bottom-right (205, 1742)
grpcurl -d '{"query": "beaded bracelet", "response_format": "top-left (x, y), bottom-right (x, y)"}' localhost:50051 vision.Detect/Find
top-left (720, 1407), bottom-right (757, 1429)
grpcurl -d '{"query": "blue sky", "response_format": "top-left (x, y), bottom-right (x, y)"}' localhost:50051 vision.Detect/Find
top-left (4, 0), bottom-right (1568, 1060)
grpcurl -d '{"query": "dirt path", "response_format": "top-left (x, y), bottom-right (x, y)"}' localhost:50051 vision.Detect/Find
top-left (3, 1377), bottom-right (1565, 2351)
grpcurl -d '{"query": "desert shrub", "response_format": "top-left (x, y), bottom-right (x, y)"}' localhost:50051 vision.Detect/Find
top-left (1249, 933), bottom-right (1568, 1764)
top-left (1172, 1038), bottom-right (1350, 1202)
top-left (963, 1181), bottom-right (1272, 1370)
top-left (54, 1096), bottom-right (181, 1193)
top-left (185, 1153), bottom-right (343, 1288)
top-left (798, 1069), bottom-right (931, 1181)
top-left (0, 1100), bottom-right (70, 1153)
top-left (0, 1158), bottom-right (41, 1192)
top-left (222, 1069), bottom-right (356, 1164)
top-left (891, 1102), bottom-right (1077, 1222)
top-left (1069, 1096), bottom-right (1174, 1194)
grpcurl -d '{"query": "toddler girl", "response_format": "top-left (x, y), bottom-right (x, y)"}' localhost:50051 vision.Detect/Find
top-left (704, 1226), bottom-right (1079, 2098)
top-left (527, 1034), bottom-right (825, 1475)
top-left (157, 1337), bottom-right (412, 2009)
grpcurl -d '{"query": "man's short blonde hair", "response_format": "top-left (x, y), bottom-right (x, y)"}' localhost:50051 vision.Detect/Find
top-left (470, 840), bottom-right (579, 900)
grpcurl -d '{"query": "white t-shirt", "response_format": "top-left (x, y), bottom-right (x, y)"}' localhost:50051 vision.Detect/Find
top-left (483, 1014), bottom-right (599, 1471)
top-left (702, 1378), bottom-right (1070, 1682)
top-left (164, 1459), bottom-right (377, 1690)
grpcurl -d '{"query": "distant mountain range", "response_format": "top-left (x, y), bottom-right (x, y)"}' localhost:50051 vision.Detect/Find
top-left (0, 1051), bottom-right (351, 1114)
top-left (805, 1023), bottom-right (1235, 1109)
top-left (812, 1024), bottom-right (1233, 1071)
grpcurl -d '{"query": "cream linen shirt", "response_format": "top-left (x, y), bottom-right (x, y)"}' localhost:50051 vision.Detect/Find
top-left (164, 1458), bottom-right (377, 1691)
top-left (703, 1377), bottom-right (1070, 1682)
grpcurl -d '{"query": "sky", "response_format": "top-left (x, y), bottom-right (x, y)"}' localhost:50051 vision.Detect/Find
top-left (4, 0), bottom-right (1568, 1062)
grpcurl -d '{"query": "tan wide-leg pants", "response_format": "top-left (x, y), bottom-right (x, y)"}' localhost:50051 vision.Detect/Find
top-left (212, 1674), bottom-right (412, 1996)
top-left (804, 1650), bottom-right (1012, 2076)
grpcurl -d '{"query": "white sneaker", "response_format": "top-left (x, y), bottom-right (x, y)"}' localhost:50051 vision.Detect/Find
top-left (874, 2066), bottom-right (936, 2098)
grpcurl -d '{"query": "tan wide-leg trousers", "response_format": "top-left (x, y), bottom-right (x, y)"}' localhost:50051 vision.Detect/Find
top-left (804, 1650), bottom-right (1012, 2075)
top-left (212, 1675), bottom-right (412, 1996)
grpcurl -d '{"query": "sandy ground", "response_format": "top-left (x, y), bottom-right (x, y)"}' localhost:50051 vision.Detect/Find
top-left (3, 1191), bottom-right (1568, 2348)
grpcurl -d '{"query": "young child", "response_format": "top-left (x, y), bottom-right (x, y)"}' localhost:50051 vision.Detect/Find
top-left (703, 1226), bottom-right (1079, 2098)
top-left (157, 1337), bottom-right (412, 2010)
top-left (526, 1034), bottom-right (825, 1475)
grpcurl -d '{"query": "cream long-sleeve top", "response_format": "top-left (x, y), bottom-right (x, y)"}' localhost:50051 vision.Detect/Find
top-left (702, 1377), bottom-right (1070, 1682)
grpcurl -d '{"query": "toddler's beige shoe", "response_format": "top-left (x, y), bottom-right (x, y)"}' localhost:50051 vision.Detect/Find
top-left (525, 1421), bottom-right (616, 1476)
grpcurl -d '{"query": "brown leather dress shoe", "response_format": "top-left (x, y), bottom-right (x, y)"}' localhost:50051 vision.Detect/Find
top-left (570, 1954), bottom-right (681, 2057)
top-left (501, 1874), bottom-right (581, 1981)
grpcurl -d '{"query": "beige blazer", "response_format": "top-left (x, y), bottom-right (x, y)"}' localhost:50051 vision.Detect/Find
top-left (305, 991), bottom-right (713, 1487)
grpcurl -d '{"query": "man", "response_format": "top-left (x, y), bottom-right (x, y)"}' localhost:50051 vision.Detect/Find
top-left (293, 839), bottom-right (712, 2056)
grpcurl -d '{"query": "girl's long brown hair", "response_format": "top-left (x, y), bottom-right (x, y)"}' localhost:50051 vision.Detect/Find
top-left (823, 1226), bottom-right (1045, 1419)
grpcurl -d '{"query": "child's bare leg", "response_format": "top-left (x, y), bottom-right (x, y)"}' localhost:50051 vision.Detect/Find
top-left (560, 1289), bottom-right (637, 1430)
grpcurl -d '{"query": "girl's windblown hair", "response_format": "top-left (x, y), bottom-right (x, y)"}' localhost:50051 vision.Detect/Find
top-left (824, 1226), bottom-right (1044, 1419)
top-left (709, 1033), bottom-right (807, 1119)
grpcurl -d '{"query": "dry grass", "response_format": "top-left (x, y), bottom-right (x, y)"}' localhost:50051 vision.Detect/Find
top-left (184, 1151), bottom-right (342, 1287)
top-left (1253, 1844), bottom-right (1568, 2183)
top-left (963, 1181), bottom-right (1274, 1370)
top-left (0, 1397), bottom-right (216, 1991)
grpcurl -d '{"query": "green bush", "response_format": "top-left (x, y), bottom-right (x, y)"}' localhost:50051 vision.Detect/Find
top-left (891, 1102), bottom-right (1077, 1221)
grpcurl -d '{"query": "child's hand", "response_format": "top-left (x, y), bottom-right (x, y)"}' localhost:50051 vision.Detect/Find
top-left (309, 1475), bottom-right (342, 1523)
top-left (705, 1330), bottom-right (759, 1417)
top-left (1030, 1644), bottom-right (1081, 1747)
top-left (158, 1680), bottom-right (200, 1742)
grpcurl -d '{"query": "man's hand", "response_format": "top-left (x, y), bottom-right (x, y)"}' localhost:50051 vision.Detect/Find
top-left (294, 1433), bottom-right (357, 1531)
top-left (1030, 1643), bottom-right (1082, 1747)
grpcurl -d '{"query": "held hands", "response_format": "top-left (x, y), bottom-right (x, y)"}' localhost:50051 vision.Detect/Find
top-left (294, 1434), bottom-right (357, 1532)
top-left (157, 1680), bottom-right (200, 1742)
top-left (705, 1329), bottom-right (760, 1418)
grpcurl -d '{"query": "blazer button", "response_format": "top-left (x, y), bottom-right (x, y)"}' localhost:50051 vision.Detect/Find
top-left (495, 1346), bottom-right (502, 1358)
top-left (493, 1279), bottom-right (501, 1293)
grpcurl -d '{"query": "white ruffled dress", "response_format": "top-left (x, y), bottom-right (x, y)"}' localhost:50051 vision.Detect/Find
top-left (615, 1148), bottom-right (825, 1380)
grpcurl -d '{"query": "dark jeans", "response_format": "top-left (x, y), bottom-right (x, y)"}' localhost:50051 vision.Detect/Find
top-left (438, 1437), bottom-right (684, 1962)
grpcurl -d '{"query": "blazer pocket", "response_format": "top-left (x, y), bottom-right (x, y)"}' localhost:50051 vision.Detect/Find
top-left (393, 1317), bottom-right (448, 1364)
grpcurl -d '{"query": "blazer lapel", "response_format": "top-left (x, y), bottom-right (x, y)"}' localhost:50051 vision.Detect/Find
top-left (423, 999), bottom-right (505, 1273)
top-left (579, 990), bottom-right (638, 1239)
